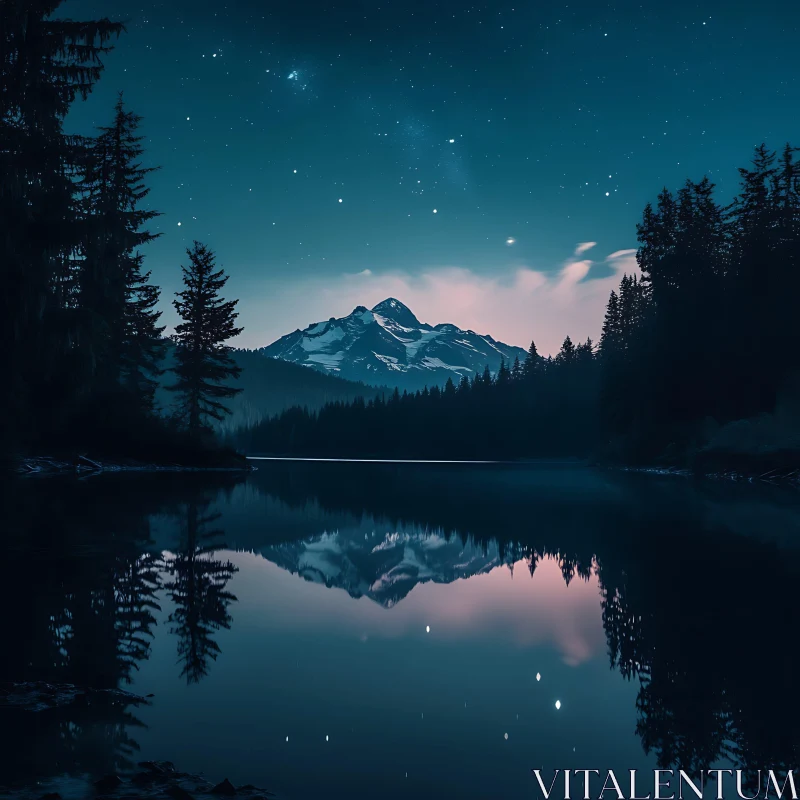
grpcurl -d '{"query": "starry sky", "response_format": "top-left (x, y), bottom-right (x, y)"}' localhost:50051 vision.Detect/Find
top-left (62, 0), bottom-right (800, 355)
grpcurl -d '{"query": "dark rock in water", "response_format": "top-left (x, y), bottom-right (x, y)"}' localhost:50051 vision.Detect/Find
top-left (211, 778), bottom-right (237, 795)
top-left (166, 785), bottom-right (195, 800)
top-left (94, 775), bottom-right (123, 793)
top-left (0, 681), bottom-right (147, 713)
top-left (138, 761), bottom-right (175, 774)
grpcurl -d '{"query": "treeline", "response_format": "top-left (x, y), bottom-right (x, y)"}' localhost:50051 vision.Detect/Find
top-left (239, 144), bottom-right (800, 463)
top-left (235, 340), bottom-right (597, 459)
top-left (1, 2), bottom-right (242, 464)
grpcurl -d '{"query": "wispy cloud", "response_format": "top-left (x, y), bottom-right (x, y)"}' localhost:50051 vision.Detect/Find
top-left (234, 246), bottom-right (639, 357)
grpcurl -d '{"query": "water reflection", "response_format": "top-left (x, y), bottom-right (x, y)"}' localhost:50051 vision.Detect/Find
top-left (0, 474), bottom-right (242, 784)
top-left (1, 463), bottom-right (800, 797)
top-left (165, 500), bottom-right (239, 685)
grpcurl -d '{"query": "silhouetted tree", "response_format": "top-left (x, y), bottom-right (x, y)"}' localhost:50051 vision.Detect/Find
top-left (0, 2), bottom-right (124, 449)
top-left (521, 340), bottom-right (541, 381)
top-left (169, 242), bottom-right (243, 434)
top-left (78, 94), bottom-right (164, 409)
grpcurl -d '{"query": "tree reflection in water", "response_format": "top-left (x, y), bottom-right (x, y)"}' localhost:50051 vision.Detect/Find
top-left (0, 473), bottom-right (242, 786)
top-left (165, 500), bottom-right (238, 685)
top-left (2, 463), bottom-right (800, 789)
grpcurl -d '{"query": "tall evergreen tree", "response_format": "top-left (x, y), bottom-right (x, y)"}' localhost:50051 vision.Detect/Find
top-left (169, 242), bottom-right (243, 434)
top-left (599, 290), bottom-right (621, 360)
top-left (78, 94), bottom-right (164, 409)
top-left (521, 340), bottom-right (540, 381)
top-left (496, 357), bottom-right (511, 387)
top-left (556, 335), bottom-right (576, 364)
top-left (0, 2), bottom-right (124, 448)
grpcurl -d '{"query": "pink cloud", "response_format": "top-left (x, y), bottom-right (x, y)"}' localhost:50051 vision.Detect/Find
top-left (235, 246), bottom-right (640, 357)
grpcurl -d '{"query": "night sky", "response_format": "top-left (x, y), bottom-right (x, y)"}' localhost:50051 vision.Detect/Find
top-left (62, 0), bottom-right (800, 355)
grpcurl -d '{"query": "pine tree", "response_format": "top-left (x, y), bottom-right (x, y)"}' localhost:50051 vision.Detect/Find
top-left (78, 94), bottom-right (164, 408)
top-left (496, 357), bottom-right (511, 387)
top-left (169, 242), bottom-right (243, 434)
top-left (511, 355), bottom-right (522, 382)
top-left (522, 340), bottom-right (540, 381)
top-left (556, 336), bottom-right (575, 364)
top-left (0, 2), bottom-right (124, 447)
top-left (599, 290), bottom-right (621, 361)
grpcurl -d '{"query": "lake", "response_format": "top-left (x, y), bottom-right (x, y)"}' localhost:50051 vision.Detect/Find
top-left (2, 462), bottom-right (800, 799)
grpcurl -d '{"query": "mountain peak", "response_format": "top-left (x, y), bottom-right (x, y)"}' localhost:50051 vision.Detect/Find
top-left (371, 297), bottom-right (419, 326)
top-left (259, 299), bottom-right (528, 392)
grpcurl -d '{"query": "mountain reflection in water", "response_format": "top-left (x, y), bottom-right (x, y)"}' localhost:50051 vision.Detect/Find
top-left (1, 462), bottom-right (799, 799)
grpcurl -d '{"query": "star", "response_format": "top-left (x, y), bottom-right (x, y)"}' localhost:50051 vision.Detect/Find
top-left (506, 237), bottom-right (516, 245)
top-left (432, 209), bottom-right (438, 214)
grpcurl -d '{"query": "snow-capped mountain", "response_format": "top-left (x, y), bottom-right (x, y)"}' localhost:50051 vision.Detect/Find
top-left (260, 524), bottom-right (508, 608)
top-left (258, 297), bottom-right (528, 391)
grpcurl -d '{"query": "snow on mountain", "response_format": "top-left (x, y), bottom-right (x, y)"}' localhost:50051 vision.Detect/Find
top-left (258, 298), bottom-right (528, 391)
top-left (259, 525), bottom-right (505, 608)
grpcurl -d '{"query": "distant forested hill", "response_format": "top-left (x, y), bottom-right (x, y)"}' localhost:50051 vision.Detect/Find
top-left (155, 344), bottom-right (384, 433)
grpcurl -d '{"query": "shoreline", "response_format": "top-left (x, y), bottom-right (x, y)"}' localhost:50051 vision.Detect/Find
top-left (11, 455), bottom-right (255, 476)
top-left (609, 463), bottom-right (800, 488)
top-left (10, 453), bottom-right (798, 489)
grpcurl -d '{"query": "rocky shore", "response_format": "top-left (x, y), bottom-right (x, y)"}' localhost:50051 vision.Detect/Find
top-left (13, 455), bottom-right (254, 475)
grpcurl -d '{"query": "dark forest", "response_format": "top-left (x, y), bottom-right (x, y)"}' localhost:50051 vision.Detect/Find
top-left (1, 6), bottom-right (243, 466)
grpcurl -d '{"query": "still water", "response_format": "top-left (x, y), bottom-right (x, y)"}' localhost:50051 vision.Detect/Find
top-left (2, 462), bottom-right (800, 798)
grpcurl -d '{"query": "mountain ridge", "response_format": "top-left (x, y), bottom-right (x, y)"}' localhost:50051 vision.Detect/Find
top-left (258, 297), bottom-right (528, 392)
